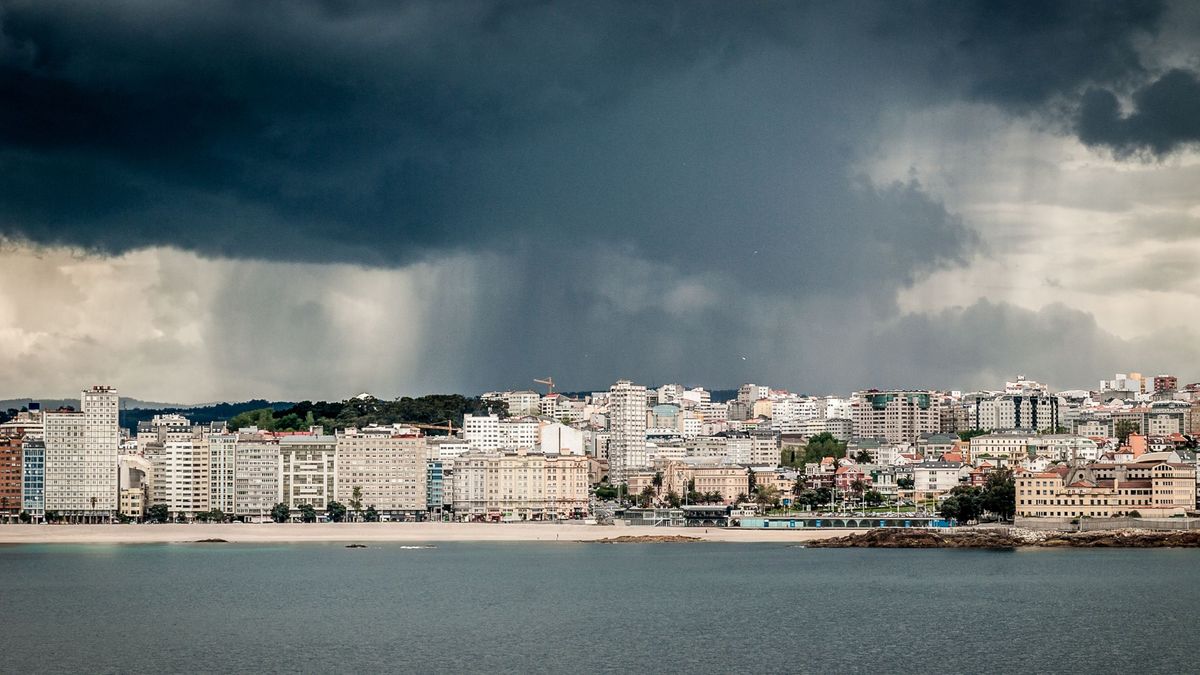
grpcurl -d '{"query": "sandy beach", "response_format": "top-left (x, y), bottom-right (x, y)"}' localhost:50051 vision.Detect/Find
top-left (0, 522), bottom-right (864, 545)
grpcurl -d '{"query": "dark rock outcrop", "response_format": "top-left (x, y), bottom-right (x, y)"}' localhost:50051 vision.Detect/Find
top-left (806, 528), bottom-right (1200, 549)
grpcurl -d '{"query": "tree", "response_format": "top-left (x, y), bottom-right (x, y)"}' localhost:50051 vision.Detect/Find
top-left (363, 505), bottom-right (380, 522)
top-left (45, 510), bottom-right (61, 523)
top-left (146, 504), bottom-right (170, 524)
top-left (981, 469), bottom-right (1016, 521)
top-left (957, 429), bottom-right (991, 441)
top-left (1115, 419), bottom-right (1140, 444)
top-left (813, 487), bottom-right (832, 507)
top-left (638, 485), bottom-right (656, 508)
top-left (349, 486), bottom-right (364, 521)
top-left (754, 484), bottom-right (780, 510)
top-left (593, 483), bottom-right (618, 501)
top-left (850, 478), bottom-right (867, 497)
top-left (854, 450), bottom-right (872, 463)
top-left (940, 486), bottom-right (984, 523)
top-left (270, 502), bottom-right (291, 523)
top-left (800, 433), bottom-right (847, 466)
top-left (864, 490), bottom-right (884, 507)
top-left (299, 504), bottom-right (317, 523)
top-left (897, 476), bottom-right (915, 490)
top-left (18, 510), bottom-right (32, 523)
top-left (665, 490), bottom-right (682, 508)
top-left (651, 472), bottom-right (664, 493)
top-left (796, 489), bottom-right (820, 510)
top-left (792, 476), bottom-right (807, 496)
top-left (326, 501), bottom-right (348, 522)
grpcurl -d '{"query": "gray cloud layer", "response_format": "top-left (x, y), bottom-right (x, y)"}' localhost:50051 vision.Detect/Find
top-left (0, 0), bottom-right (1195, 396)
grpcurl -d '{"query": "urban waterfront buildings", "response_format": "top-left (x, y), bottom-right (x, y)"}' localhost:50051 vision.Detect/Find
top-left (334, 426), bottom-right (427, 518)
top-left (43, 386), bottom-right (120, 520)
top-left (451, 449), bottom-right (589, 521)
top-left (1016, 461), bottom-right (1197, 518)
top-left (2, 368), bottom-right (1199, 524)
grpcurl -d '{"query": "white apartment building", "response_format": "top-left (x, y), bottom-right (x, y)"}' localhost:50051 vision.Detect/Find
top-left (451, 449), bottom-right (590, 521)
top-left (425, 436), bottom-right (472, 461)
top-left (463, 414), bottom-right (540, 452)
top-left (538, 421), bottom-right (584, 455)
top-left (912, 461), bottom-right (968, 499)
top-left (994, 394), bottom-right (1061, 431)
top-left (750, 431), bottom-right (781, 467)
top-left (208, 430), bottom-right (237, 514)
top-left (969, 433), bottom-right (1036, 462)
top-left (335, 427), bottom-right (427, 516)
top-left (44, 386), bottom-right (120, 519)
top-left (608, 380), bottom-right (647, 483)
top-left (778, 417), bottom-right (853, 441)
top-left (144, 422), bottom-right (210, 517)
top-left (233, 432), bottom-right (280, 520)
top-left (278, 435), bottom-right (337, 512)
top-left (504, 391), bottom-right (541, 416)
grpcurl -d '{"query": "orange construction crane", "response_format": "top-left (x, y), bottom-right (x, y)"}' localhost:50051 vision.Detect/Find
top-left (406, 420), bottom-right (457, 434)
top-left (534, 376), bottom-right (555, 395)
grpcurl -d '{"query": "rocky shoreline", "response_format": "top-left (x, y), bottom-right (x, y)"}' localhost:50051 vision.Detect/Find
top-left (804, 528), bottom-right (1200, 548)
top-left (595, 535), bottom-right (702, 543)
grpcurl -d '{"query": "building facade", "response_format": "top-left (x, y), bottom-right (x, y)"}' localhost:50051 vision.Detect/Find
top-left (851, 390), bottom-right (939, 444)
top-left (278, 436), bottom-right (337, 514)
top-left (44, 386), bottom-right (120, 520)
top-left (335, 427), bottom-right (427, 517)
top-left (608, 380), bottom-right (647, 483)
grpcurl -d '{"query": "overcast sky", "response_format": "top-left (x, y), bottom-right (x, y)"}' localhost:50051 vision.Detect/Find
top-left (2, 0), bottom-right (1199, 402)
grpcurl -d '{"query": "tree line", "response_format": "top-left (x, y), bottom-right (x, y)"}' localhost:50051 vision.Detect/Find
top-left (225, 394), bottom-right (508, 434)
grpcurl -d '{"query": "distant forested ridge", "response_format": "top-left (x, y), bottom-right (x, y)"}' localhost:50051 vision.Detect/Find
top-left (221, 395), bottom-right (508, 435)
top-left (119, 400), bottom-right (293, 432)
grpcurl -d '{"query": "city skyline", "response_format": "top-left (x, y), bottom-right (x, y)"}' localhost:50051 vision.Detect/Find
top-left (2, 1), bottom-right (1199, 402)
top-left (2, 370), bottom-right (1194, 407)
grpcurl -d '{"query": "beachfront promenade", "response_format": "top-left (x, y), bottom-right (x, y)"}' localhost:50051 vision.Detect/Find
top-left (0, 522), bottom-right (865, 544)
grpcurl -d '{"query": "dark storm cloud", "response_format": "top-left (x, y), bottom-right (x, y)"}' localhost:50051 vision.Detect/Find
top-left (0, 0), bottom-right (1167, 264)
top-left (0, 0), bottom-right (1188, 393)
top-left (1078, 68), bottom-right (1200, 156)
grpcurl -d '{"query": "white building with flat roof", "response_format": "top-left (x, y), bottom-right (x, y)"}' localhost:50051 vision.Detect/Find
top-left (335, 427), bottom-right (427, 516)
top-left (44, 386), bottom-right (120, 520)
top-left (608, 380), bottom-right (647, 483)
top-left (278, 435), bottom-right (337, 513)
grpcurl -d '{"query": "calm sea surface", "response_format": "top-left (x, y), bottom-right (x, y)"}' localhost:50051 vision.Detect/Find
top-left (1, 542), bottom-right (1195, 673)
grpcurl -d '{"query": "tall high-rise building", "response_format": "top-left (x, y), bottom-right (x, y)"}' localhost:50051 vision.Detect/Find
top-left (44, 386), bottom-right (120, 520)
top-left (208, 429), bottom-right (237, 515)
top-left (850, 390), bottom-right (940, 444)
top-left (608, 380), bottom-right (647, 484)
